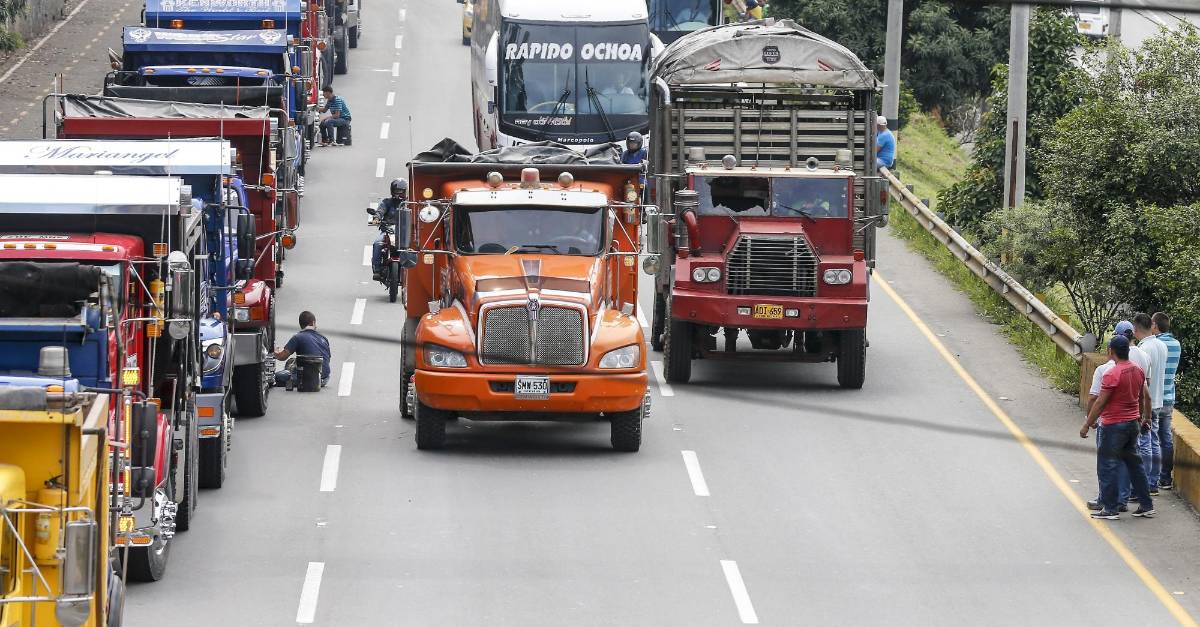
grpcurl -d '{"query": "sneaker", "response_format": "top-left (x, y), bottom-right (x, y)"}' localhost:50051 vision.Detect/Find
top-left (1087, 499), bottom-right (1102, 511)
top-left (372, 272), bottom-right (382, 281)
top-left (1091, 510), bottom-right (1120, 520)
top-left (1118, 504), bottom-right (1129, 512)
top-left (337, 141), bottom-right (352, 146)
top-left (1150, 488), bottom-right (1160, 496)
top-left (1160, 481), bottom-right (1173, 490)
top-left (1132, 508), bottom-right (1156, 518)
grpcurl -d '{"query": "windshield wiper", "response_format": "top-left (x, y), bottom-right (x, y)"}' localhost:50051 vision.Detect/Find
top-left (583, 67), bottom-right (618, 143)
top-left (549, 69), bottom-right (573, 119)
top-left (776, 204), bottom-right (818, 222)
top-left (505, 244), bottom-right (561, 255)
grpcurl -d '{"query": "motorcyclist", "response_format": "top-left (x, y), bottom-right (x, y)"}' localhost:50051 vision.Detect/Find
top-left (369, 178), bottom-right (409, 280)
top-left (620, 131), bottom-right (647, 191)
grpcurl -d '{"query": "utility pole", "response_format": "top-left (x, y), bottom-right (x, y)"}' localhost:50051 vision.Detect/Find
top-left (1109, 0), bottom-right (1122, 40)
top-left (1002, 4), bottom-right (1030, 209)
top-left (882, 0), bottom-right (903, 130)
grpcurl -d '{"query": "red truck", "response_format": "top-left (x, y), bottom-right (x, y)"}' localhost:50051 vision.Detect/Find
top-left (51, 94), bottom-right (298, 415)
top-left (647, 20), bottom-right (887, 388)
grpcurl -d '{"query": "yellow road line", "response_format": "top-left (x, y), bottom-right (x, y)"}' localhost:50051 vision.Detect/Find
top-left (874, 270), bottom-right (1197, 627)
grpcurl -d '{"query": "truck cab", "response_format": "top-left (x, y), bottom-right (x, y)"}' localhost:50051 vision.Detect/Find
top-left (404, 149), bottom-right (649, 451)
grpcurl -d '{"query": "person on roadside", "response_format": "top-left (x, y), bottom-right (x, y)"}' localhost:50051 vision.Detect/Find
top-left (273, 311), bottom-right (332, 390)
top-left (722, 0), bottom-right (741, 23)
top-left (1088, 320), bottom-right (1151, 510)
top-left (745, 0), bottom-right (764, 19)
top-left (1133, 313), bottom-right (1168, 497)
top-left (319, 85), bottom-right (352, 146)
top-left (1153, 311), bottom-right (1182, 490)
top-left (1085, 349), bottom-right (1125, 513)
top-left (1081, 334), bottom-right (1155, 520)
top-left (875, 115), bottom-right (895, 170)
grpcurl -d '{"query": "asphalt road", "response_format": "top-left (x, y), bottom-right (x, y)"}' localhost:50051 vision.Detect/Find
top-left (4, 0), bottom-right (1200, 624)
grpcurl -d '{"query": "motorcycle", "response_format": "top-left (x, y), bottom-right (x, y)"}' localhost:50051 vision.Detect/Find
top-left (368, 214), bottom-right (417, 303)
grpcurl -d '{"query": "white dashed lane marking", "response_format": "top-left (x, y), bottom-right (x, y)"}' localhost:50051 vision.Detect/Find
top-left (319, 445), bottom-right (341, 492)
top-left (394, 34), bottom-right (403, 49)
top-left (295, 562), bottom-right (325, 623)
top-left (375, 158), bottom-right (385, 178)
top-left (362, 245), bottom-right (372, 266)
top-left (386, 91), bottom-right (395, 107)
top-left (720, 560), bottom-right (759, 624)
top-left (650, 360), bottom-right (674, 397)
top-left (351, 298), bottom-right (366, 325)
top-left (338, 363), bottom-right (356, 397)
top-left (681, 450), bottom-right (710, 496)
top-left (391, 62), bottom-right (400, 77)
top-left (380, 122), bottom-right (390, 140)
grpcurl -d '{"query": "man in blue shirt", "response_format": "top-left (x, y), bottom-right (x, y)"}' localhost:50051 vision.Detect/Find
top-left (875, 115), bottom-right (895, 169)
top-left (620, 131), bottom-right (647, 193)
top-left (1153, 311), bottom-right (1182, 489)
top-left (320, 85), bottom-right (352, 146)
top-left (274, 311), bottom-right (332, 389)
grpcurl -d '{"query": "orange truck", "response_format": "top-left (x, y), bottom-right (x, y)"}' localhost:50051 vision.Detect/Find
top-left (400, 145), bottom-right (650, 451)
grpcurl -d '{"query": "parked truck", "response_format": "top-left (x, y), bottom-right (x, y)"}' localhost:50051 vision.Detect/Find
top-left (0, 386), bottom-right (124, 626)
top-left (0, 172), bottom-right (205, 581)
top-left (403, 141), bottom-right (650, 451)
top-left (0, 138), bottom-right (264, 487)
top-left (51, 94), bottom-right (298, 417)
top-left (646, 19), bottom-right (886, 388)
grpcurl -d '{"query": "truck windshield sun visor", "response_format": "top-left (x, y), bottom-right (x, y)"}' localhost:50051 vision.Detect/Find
top-left (454, 205), bottom-right (605, 256)
top-left (0, 262), bottom-right (103, 318)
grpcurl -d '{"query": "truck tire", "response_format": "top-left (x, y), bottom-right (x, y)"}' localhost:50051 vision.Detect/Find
top-left (388, 261), bottom-right (400, 303)
top-left (609, 409), bottom-right (642, 452)
top-left (334, 28), bottom-right (348, 75)
top-left (125, 536), bottom-right (170, 582)
top-left (664, 316), bottom-right (693, 383)
top-left (837, 329), bottom-right (866, 389)
top-left (650, 291), bottom-right (666, 352)
top-left (414, 399), bottom-right (449, 449)
top-left (173, 420), bottom-right (199, 532)
top-left (400, 317), bottom-right (418, 419)
top-left (233, 362), bottom-right (269, 417)
top-left (349, 25), bottom-right (359, 48)
top-left (198, 432), bottom-right (226, 489)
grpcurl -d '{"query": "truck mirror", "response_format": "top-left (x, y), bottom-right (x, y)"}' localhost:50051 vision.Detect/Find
top-left (643, 205), bottom-right (661, 255)
top-left (55, 520), bottom-right (97, 627)
top-left (300, 49), bottom-right (314, 77)
top-left (129, 401), bottom-right (159, 497)
top-left (237, 213), bottom-right (257, 261)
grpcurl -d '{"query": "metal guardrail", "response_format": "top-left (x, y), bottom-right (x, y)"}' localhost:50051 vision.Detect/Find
top-left (880, 167), bottom-right (1087, 362)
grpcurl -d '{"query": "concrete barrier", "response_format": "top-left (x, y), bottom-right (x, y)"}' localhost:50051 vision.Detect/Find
top-left (1172, 411), bottom-right (1200, 512)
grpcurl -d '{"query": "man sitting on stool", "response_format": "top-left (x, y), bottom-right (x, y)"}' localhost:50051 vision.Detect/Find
top-left (319, 85), bottom-right (352, 146)
top-left (274, 311), bottom-right (332, 390)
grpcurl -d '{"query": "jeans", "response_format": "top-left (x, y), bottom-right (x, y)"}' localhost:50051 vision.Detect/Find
top-left (372, 233), bottom-right (386, 274)
top-left (320, 117), bottom-right (351, 144)
top-left (1098, 420), bottom-right (1153, 512)
top-left (1139, 413), bottom-right (1162, 491)
top-left (274, 368), bottom-right (328, 388)
top-left (1157, 404), bottom-right (1174, 485)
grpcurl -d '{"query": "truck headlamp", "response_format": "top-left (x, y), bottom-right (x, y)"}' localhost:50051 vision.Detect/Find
top-left (202, 339), bottom-right (226, 374)
top-left (822, 268), bottom-right (852, 285)
top-left (691, 267), bottom-right (721, 283)
top-left (599, 344), bottom-right (640, 369)
top-left (424, 345), bottom-right (467, 368)
top-left (234, 307), bottom-right (251, 322)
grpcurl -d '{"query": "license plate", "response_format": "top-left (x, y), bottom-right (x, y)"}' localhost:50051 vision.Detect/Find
top-left (753, 304), bottom-right (784, 319)
top-left (1080, 21), bottom-right (1091, 28)
top-left (514, 375), bottom-right (550, 400)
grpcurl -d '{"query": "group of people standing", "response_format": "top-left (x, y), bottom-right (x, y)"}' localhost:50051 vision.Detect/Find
top-left (1081, 313), bottom-right (1182, 520)
top-left (722, 0), bottom-right (767, 22)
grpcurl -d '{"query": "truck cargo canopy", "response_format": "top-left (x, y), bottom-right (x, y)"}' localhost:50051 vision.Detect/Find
top-left (60, 94), bottom-right (274, 120)
top-left (412, 138), bottom-right (620, 165)
top-left (0, 139), bottom-right (233, 175)
top-left (651, 19), bottom-right (878, 90)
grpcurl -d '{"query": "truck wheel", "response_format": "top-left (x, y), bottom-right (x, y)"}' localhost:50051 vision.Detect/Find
top-left (837, 329), bottom-right (866, 389)
top-left (388, 261), bottom-right (400, 303)
top-left (349, 25), bottom-right (359, 48)
top-left (414, 399), bottom-right (449, 450)
top-left (233, 362), bottom-right (269, 417)
top-left (664, 317), bottom-right (693, 383)
top-left (400, 317), bottom-right (418, 419)
top-left (198, 432), bottom-right (226, 489)
top-left (650, 291), bottom-right (666, 352)
top-left (173, 420), bottom-right (198, 532)
top-left (125, 535), bottom-right (170, 582)
top-left (609, 409), bottom-right (642, 452)
top-left (334, 28), bottom-right (348, 75)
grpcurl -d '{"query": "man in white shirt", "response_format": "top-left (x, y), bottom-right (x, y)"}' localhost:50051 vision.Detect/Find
top-left (1133, 313), bottom-right (1168, 496)
top-left (1087, 321), bottom-right (1152, 510)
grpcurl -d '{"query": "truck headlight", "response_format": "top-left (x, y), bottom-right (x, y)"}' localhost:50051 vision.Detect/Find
top-left (691, 267), bottom-right (721, 283)
top-left (202, 339), bottom-right (225, 374)
top-left (234, 307), bottom-right (251, 322)
top-left (599, 344), bottom-right (640, 369)
top-left (424, 344), bottom-right (468, 368)
top-left (822, 268), bottom-right (852, 285)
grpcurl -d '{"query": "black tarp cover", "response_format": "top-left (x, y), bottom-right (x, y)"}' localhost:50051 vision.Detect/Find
top-left (0, 262), bottom-right (101, 318)
top-left (412, 138), bottom-right (620, 165)
top-left (61, 94), bottom-right (274, 119)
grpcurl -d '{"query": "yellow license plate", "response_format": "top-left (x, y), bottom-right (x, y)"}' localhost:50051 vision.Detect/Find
top-left (752, 304), bottom-right (783, 319)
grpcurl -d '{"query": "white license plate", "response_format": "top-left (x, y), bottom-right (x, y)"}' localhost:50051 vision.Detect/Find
top-left (514, 375), bottom-right (550, 400)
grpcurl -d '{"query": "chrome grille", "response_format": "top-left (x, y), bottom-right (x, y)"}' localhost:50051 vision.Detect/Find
top-left (725, 234), bottom-right (819, 297)
top-left (480, 305), bottom-right (585, 366)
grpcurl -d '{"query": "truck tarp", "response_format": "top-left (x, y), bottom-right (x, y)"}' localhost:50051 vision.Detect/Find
top-left (412, 138), bottom-right (620, 165)
top-left (60, 94), bottom-right (274, 120)
top-left (651, 18), bottom-right (878, 90)
top-left (103, 85), bottom-right (285, 108)
top-left (0, 262), bottom-right (101, 318)
top-left (0, 387), bottom-right (49, 411)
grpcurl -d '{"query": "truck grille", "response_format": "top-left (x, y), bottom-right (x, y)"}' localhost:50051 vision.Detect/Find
top-left (725, 234), bottom-right (819, 297)
top-left (480, 305), bottom-right (586, 366)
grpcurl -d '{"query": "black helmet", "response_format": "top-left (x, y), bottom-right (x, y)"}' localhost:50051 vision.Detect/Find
top-left (626, 131), bottom-right (643, 151)
top-left (390, 178), bottom-right (408, 196)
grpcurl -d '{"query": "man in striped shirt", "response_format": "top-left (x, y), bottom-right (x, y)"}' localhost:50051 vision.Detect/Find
top-left (319, 85), bottom-right (353, 146)
top-left (1153, 311), bottom-right (1182, 489)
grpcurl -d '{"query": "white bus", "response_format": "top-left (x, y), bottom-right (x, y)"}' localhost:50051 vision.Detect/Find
top-left (469, 0), bottom-right (663, 150)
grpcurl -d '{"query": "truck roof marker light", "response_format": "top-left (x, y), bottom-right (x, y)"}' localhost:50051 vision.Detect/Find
top-left (486, 171), bottom-right (504, 188)
top-left (519, 168), bottom-right (541, 189)
top-left (170, 19), bottom-right (184, 28)
top-left (102, 245), bottom-right (115, 252)
top-left (201, 68), bottom-right (211, 74)
top-left (153, 242), bottom-right (168, 257)
top-left (43, 243), bottom-right (56, 249)
top-left (216, 68), bottom-right (224, 74)
top-left (257, 69), bottom-right (269, 76)
top-left (721, 155), bottom-right (737, 170)
top-left (853, 249), bottom-right (865, 261)
top-left (422, 187), bottom-right (434, 199)
top-left (22, 243), bottom-right (35, 249)
top-left (1, 243), bottom-right (14, 249)
top-left (557, 172), bottom-right (574, 188)
top-left (121, 367), bottom-right (140, 387)
top-left (187, 68), bottom-right (197, 74)
top-left (142, 67), bottom-right (155, 74)
top-left (262, 19), bottom-right (275, 28)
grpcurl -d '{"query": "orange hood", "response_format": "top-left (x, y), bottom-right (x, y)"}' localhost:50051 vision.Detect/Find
top-left (455, 254), bottom-right (604, 318)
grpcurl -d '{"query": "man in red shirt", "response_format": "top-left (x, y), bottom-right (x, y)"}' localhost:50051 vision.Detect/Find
top-left (1080, 335), bottom-right (1155, 519)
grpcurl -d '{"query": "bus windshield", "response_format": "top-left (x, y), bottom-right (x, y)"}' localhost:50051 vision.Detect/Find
top-left (500, 20), bottom-right (650, 144)
top-left (455, 206), bottom-right (606, 256)
top-left (649, 0), bottom-right (718, 37)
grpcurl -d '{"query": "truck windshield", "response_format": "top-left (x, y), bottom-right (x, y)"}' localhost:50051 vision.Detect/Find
top-left (455, 205), bottom-right (606, 256)
top-left (649, 0), bottom-right (717, 34)
top-left (695, 176), bottom-right (850, 218)
top-left (500, 20), bottom-right (650, 143)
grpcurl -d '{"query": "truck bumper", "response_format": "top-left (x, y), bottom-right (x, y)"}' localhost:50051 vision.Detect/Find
top-left (671, 291), bottom-right (868, 330)
top-left (415, 369), bottom-right (648, 415)
top-left (196, 391), bottom-right (225, 438)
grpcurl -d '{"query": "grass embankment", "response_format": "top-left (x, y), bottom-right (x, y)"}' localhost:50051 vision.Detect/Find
top-left (888, 113), bottom-right (1080, 393)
